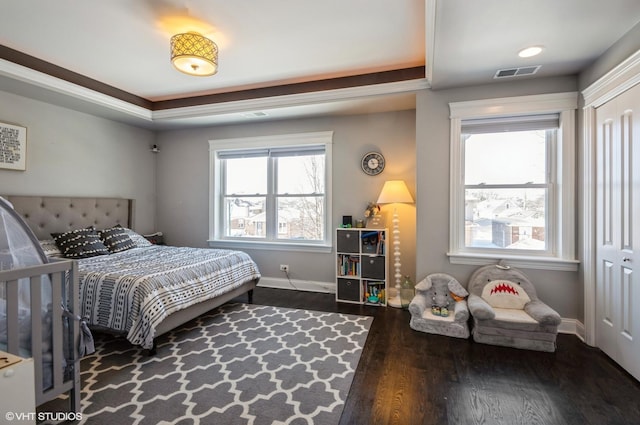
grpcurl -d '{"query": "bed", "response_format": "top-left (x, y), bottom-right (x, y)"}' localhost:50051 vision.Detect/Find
top-left (4, 195), bottom-right (261, 353)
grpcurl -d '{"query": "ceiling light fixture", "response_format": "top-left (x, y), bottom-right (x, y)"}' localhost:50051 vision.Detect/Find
top-left (518, 46), bottom-right (544, 58)
top-left (170, 32), bottom-right (218, 76)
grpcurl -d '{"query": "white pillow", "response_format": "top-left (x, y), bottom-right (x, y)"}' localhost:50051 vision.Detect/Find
top-left (39, 239), bottom-right (63, 258)
top-left (121, 227), bottom-right (153, 247)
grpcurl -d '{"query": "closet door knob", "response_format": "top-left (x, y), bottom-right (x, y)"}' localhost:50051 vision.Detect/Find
top-left (622, 257), bottom-right (631, 262)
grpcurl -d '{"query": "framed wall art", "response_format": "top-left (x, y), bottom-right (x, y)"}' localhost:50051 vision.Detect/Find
top-left (0, 122), bottom-right (27, 171)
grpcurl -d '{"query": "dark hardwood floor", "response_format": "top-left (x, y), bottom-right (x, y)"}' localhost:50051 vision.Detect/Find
top-left (237, 286), bottom-right (640, 425)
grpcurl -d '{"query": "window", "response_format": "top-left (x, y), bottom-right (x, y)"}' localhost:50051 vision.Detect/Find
top-left (209, 132), bottom-right (333, 251)
top-left (448, 93), bottom-right (578, 271)
top-left (463, 117), bottom-right (555, 252)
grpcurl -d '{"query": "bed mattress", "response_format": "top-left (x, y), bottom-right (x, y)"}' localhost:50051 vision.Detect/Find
top-left (77, 245), bottom-right (261, 349)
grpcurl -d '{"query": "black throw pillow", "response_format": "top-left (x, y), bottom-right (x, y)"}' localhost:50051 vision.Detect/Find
top-left (52, 228), bottom-right (109, 259)
top-left (99, 226), bottom-right (136, 253)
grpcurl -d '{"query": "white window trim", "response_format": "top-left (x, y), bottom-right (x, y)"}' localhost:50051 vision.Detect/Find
top-left (208, 131), bottom-right (333, 253)
top-left (448, 93), bottom-right (579, 271)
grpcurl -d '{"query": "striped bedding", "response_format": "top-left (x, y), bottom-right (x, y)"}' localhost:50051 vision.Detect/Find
top-left (77, 245), bottom-right (261, 349)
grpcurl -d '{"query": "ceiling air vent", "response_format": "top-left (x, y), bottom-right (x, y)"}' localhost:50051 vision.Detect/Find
top-left (494, 65), bottom-right (541, 79)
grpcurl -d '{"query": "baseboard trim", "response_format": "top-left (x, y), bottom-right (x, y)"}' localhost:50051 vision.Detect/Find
top-left (257, 277), bottom-right (336, 294)
top-left (559, 318), bottom-right (586, 342)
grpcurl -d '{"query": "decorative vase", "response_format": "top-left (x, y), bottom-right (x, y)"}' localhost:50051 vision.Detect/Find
top-left (400, 275), bottom-right (414, 309)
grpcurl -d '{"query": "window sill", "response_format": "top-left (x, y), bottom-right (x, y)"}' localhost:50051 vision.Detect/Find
top-left (447, 252), bottom-right (579, 271)
top-left (208, 239), bottom-right (332, 253)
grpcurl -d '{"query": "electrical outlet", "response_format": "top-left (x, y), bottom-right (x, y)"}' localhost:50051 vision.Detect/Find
top-left (279, 264), bottom-right (289, 272)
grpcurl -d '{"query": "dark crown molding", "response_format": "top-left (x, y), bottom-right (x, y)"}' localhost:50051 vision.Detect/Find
top-left (1, 44), bottom-right (424, 111)
top-left (0, 44), bottom-right (153, 109)
top-left (152, 66), bottom-right (426, 110)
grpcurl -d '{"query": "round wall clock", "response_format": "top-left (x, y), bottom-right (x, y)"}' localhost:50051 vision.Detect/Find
top-left (361, 151), bottom-right (385, 176)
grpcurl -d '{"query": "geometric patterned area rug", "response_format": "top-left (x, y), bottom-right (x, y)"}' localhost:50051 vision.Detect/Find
top-left (78, 303), bottom-right (373, 425)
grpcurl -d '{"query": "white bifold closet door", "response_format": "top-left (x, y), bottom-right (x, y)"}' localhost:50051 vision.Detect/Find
top-left (595, 82), bottom-right (640, 382)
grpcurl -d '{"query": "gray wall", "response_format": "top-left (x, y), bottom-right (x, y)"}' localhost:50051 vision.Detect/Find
top-left (2, 76), bottom-right (586, 318)
top-left (155, 110), bottom-right (417, 286)
top-left (0, 90), bottom-right (157, 233)
top-left (416, 76), bottom-right (581, 319)
top-left (579, 20), bottom-right (640, 90)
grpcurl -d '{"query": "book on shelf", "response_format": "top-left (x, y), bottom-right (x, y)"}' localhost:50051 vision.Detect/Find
top-left (338, 254), bottom-right (360, 276)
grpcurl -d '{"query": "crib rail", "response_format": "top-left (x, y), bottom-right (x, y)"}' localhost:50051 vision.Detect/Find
top-left (0, 259), bottom-right (80, 413)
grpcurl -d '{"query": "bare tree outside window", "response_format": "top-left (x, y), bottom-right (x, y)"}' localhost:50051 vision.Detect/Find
top-left (220, 146), bottom-right (327, 243)
top-left (277, 154), bottom-right (325, 241)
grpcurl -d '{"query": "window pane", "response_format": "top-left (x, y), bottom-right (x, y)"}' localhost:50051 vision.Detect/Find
top-left (277, 196), bottom-right (324, 241)
top-left (277, 154), bottom-right (325, 194)
top-left (224, 196), bottom-right (266, 238)
top-left (225, 157), bottom-right (267, 195)
top-left (465, 188), bottom-right (546, 250)
top-left (464, 130), bottom-right (548, 185)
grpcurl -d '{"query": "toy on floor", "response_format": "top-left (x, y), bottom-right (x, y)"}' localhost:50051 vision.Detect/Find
top-left (428, 275), bottom-right (467, 317)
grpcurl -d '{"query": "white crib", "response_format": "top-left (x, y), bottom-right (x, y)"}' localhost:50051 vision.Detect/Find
top-left (0, 259), bottom-right (81, 413)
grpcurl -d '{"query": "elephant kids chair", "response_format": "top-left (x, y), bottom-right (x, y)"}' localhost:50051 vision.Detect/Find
top-left (409, 273), bottom-right (470, 338)
top-left (467, 261), bottom-right (561, 352)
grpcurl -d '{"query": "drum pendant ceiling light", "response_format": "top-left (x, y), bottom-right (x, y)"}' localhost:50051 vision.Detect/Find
top-left (170, 32), bottom-right (218, 76)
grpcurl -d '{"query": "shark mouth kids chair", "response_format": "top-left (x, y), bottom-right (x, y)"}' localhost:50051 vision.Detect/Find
top-left (467, 261), bottom-right (561, 352)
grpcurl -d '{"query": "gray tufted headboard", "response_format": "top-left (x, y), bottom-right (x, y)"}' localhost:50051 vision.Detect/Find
top-left (1, 195), bottom-right (133, 240)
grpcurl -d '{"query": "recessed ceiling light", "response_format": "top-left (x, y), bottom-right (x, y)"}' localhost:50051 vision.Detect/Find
top-left (518, 46), bottom-right (544, 58)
